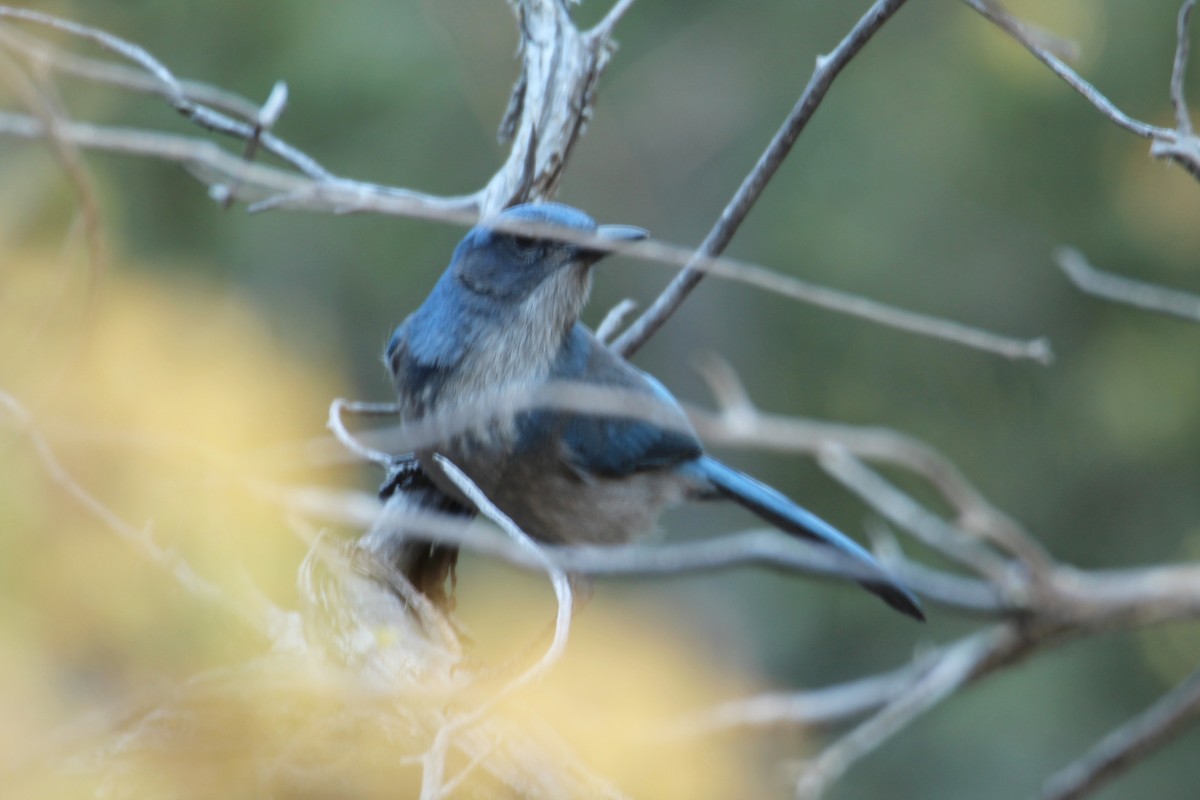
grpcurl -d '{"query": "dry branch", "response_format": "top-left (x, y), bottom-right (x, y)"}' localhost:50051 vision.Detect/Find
top-left (0, 4), bottom-right (1051, 363)
top-left (3, 1), bottom-right (1200, 798)
top-left (612, 0), bottom-right (913, 357)
top-left (1057, 246), bottom-right (1200, 324)
top-left (963, 0), bottom-right (1200, 180)
top-left (794, 627), bottom-right (1013, 799)
top-left (1039, 664), bottom-right (1200, 800)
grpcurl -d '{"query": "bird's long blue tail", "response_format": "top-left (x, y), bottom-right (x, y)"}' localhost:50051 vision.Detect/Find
top-left (689, 456), bottom-right (924, 620)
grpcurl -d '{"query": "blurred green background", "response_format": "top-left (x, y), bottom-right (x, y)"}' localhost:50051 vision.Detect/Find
top-left (2, 0), bottom-right (1199, 797)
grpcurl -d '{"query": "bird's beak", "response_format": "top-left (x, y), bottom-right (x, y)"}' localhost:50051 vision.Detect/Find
top-left (596, 224), bottom-right (649, 243)
top-left (584, 224), bottom-right (648, 264)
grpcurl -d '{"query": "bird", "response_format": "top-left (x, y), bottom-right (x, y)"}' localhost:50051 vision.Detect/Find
top-left (383, 202), bottom-right (923, 621)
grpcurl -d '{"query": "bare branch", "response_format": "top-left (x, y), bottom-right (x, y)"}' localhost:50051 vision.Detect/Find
top-left (693, 352), bottom-right (757, 426)
top-left (613, 0), bottom-right (913, 356)
top-left (795, 626), bottom-right (1017, 799)
top-left (667, 653), bottom-right (941, 737)
top-left (0, 1), bottom-right (617, 213)
top-left (437, 738), bottom-right (500, 799)
top-left (963, 0), bottom-right (1200, 181)
top-left (336, 400), bottom-right (403, 417)
top-left (314, 375), bottom-right (1053, 608)
top-left (0, 106), bottom-right (1047, 361)
top-left (817, 445), bottom-right (1020, 583)
top-left (477, 0), bottom-right (619, 212)
top-left (675, 556), bottom-right (1200, 750)
top-left (0, 28), bottom-right (261, 119)
top-left (0, 108), bottom-right (467, 213)
top-left (1049, 563), bottom-right (1200, 625)
top-left (1040, 664), bottom-right (1200, 800)
top-left (961, 0), bottom-right (1172, 141)
top-left (644, 243), bottom-right (1051, 363)
top-left (1057, 246), bottom-right (1200, 324)
top-left (285, 482), bottom-right (1010, 615)
top-left (0, 0), bottom-right (1054, 363)
top-left (0, 6), bottom-right (337, 181)
top-left (693, 402), bottom-right (1055, 577)
top-left (1172, 0), bottom-right (1197, 136)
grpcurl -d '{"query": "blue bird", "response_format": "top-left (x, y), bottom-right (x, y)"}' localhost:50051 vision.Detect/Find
top-left (385, 202), bottom-right (923, 620)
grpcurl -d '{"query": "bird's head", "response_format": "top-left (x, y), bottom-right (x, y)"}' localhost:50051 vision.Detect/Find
top-left (449, 203), bottom-right (647, 305)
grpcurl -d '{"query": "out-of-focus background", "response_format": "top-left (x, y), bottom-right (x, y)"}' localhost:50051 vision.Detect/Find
top-left (1, 0), bottom-right (1198, 797)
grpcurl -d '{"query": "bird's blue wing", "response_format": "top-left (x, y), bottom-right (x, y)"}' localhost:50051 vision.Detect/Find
top-left (517, 325), bottom-right (703, 478)
top-left (386, 271), bottom-right (481, 405)
top-left (386, 320), bottom-right (455, 407)
top-left (558, 411), bottom-right (702, 477)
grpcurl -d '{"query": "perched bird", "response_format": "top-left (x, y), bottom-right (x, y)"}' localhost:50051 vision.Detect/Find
top-left (384, 202), bottom-right (923, 620)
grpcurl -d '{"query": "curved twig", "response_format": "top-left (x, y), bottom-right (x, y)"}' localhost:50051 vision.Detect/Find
top-left (418, 456), bottom-right (573, 800)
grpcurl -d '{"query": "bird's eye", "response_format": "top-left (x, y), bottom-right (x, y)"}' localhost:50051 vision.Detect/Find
top-left (509, 234), bottom-right (545, 259)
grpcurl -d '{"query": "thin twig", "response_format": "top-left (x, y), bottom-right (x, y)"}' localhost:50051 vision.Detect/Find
top-left (692, 351), bottom-right (756, 427)
top-left (794, 626), bottom-right (1017, 799)
top-left (667, 653), bottom-right (941, 737)
top-left (323, 370), bottom-right (1054, 598)
top-left (218, 80), bottom-right (288, 209)
top-left (287, 484), bottom-right (1008, 615)
top-left (437, 738), bottom-right (500, 798)
top-left (589, 0), bottom-right (640, 39)
top-left (1039, 664), bottom-right (1200, 800)
top-left (961, 0), bottom-right (1173, 141)
top-left (418, 456), bottom-right (572, 800)
top-left (692, 405), bottom-right (1055, 576)
top-left (0, 100), bottom-right (1049, 360)
top-left (0, 28), bottom-right (262, 119)
top-left (642, 244), bottom-right (1052, 363)
top-left (613, 0), bottom-right (912, 356)
top-left (967, 0), bottom-right (1200, 179)
top-left (818, 445), bottom-right (1016, 584)
top-left (1172, 0), bottom-right (1197, 136)
top-left (594, 297), bottom-right (638, 344)
top-left (328, 398), bottom-right (394, 467)
top-left (0, 6), bottom-right (335, 181)
top-left (1057, 246), bottom-right (1200, 324)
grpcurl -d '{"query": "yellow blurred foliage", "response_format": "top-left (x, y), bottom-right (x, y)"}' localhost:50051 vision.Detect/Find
top-left (0, 251), bottom-right (343, 790)
top-left (506, 605), bottom-right (772, 798)
top-left (0, 253), bottom-right (770, 797)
